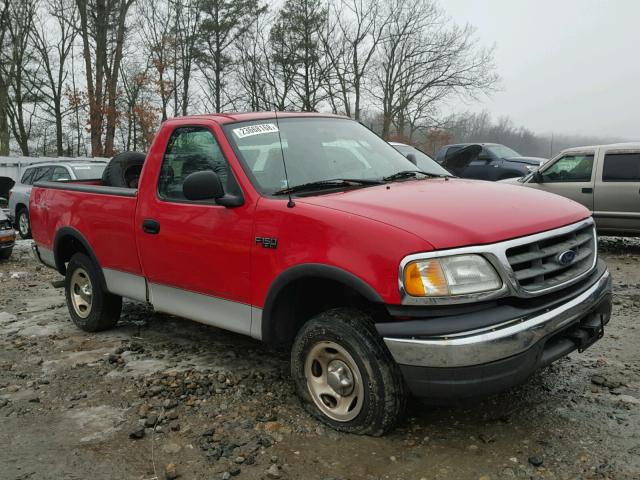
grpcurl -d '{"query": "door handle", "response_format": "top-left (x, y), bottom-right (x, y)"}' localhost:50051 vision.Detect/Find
top-left (581, 187), bottom-right (593, 194)
top-left (142, 218), bottom-right (160, 234)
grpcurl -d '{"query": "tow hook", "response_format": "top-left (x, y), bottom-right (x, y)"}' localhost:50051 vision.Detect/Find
top-left (566, 313), bottom-right (605, 353)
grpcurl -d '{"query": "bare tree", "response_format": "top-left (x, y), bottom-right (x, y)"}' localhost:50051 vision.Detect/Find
top-left (137, 0), bottom-right (176, 121)
top-left (171, 0), bottom-right (201, 116)
top-left (30, 0), bottom-right (78, 156)
top-left (372, 0), bottom-right (498, 138)
top-left (323, 0), bottom-right (389, 119)
top-left (119, 60), bottom-right (158, 151)
top-left (0, 0), bottom-right (11, 155)
top-left (4, 0), bottom-right (40, 155)
top-left (236, 11), bottom-right (272, 111)
top-left (75, 0), bottom-right (135, 156)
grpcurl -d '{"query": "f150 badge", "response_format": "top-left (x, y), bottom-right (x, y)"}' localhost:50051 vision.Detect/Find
top-left (256, 237), bottom-right (278, 249)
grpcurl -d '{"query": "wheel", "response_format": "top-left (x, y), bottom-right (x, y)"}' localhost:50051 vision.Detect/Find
top-left (0, 248), bottom-right (11, 260)
top-left (102, 151), bottom-right (146, 188)
top-left (65, 253), bottom-right (122, 332)
top-left (17, 207), bottom-right (31, 239)
top-left (291, 308), bottom-right (406, 436)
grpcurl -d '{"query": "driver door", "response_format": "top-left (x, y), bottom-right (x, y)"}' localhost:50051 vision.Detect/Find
top-left (527, 151), bottom-right (596, 210)
top-left (135, 125), bottom-right (255, 335)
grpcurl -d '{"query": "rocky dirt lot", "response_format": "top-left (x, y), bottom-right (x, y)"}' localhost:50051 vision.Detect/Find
top-left (0, 238), bottom-right (639, 480)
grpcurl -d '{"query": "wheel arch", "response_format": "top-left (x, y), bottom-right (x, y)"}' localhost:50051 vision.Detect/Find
top-left (261, 263), bottom-right (386, 348)
top-left (53, 227), bottom-right (107, 290)
top-left (14, 202), bottom-right (28, 218)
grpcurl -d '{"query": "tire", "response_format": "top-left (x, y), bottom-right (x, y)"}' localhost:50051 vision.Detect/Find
top-left (291, 308), bottom-right (406, 436)
top-left (102, 151), bottom-right (146, 188)
top-left (17, 207), bottom-right (31, 239)
top-left (65, 253), bottom-right (122, 332)
top-left (0, 248), bottom-right (11, 260)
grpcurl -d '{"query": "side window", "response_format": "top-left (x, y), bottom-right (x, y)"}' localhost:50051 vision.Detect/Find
top-left (51, 167), bottom-right (72, 182)
top-left (20, 168), bottom-right (35, 185)
top-left (478, 148), bottom-right (493, 161)
top-left (158, 127), bottom-right (230, 202)
top-left (602, 153), bottom-right (640, 182)
top-left (32, 167), bottom-right (54, 183)
top-left (541, 154), bottom-right (594, 183)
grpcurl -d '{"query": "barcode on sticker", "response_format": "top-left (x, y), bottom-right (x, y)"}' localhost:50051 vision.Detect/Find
top-left (233, 124), bottom-right (279, 139)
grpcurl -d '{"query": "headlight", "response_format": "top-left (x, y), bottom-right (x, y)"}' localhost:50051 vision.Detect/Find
top-left (525, 165), bottom-right (538, 173)
top-left (403, 254), bottom-right (502, 297)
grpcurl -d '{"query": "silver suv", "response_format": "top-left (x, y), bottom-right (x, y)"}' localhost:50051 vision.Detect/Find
top-left (502, 142), bottom-right (640, 236)
top-left (8, 161), bottom-right (106, 238)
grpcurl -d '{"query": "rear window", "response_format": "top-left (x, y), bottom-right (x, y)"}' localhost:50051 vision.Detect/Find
top-left (20, 168), bottom-right (36, 184)
top-left (70, 164), bottom-right (106, 179)
top-left (602, 153), bottom-right (640, 182)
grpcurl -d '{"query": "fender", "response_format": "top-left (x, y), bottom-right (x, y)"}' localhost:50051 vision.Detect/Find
top-left (261, 263), bottom-right (384, 343)
top-left (53, 226), bottom-right (108, 290)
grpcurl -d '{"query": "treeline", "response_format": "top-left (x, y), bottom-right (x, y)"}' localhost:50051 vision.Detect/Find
top-left (0, 0), bottom-right (497, 157)
top-left (414, 111), bottom-right (629, 159)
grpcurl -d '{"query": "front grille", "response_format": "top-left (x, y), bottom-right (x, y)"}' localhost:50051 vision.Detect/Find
top-left (506, 223), bottom-right (596, 292)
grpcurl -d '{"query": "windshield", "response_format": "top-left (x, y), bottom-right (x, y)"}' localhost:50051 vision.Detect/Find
top-left (487, 145), bottom-right (521, 159)
top-left (70, 164), bottom-right (106, 179)
top-left (224, 117), bottom-right (444, 195)
top-left (392, 145), bottom-right (449, 176)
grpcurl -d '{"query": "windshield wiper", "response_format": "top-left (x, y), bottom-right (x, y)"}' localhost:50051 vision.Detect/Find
top-left (273, 178), bottom-right (382, 196)
top-left (383, 170), bottom-right (448, 182)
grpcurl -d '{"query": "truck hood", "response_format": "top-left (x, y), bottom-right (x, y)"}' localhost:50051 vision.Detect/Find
top-left (297, 178), bottom-right (590, 250)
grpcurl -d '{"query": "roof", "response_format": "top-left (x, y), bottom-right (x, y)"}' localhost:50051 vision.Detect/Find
top-left (21, 160), bottom-right (108, 168)
top-left (169, 111), bottom-right (349, 125)
top-left (563, 142), bottom-right (640, 152)
top-left (443, 142), bottom-right (500, 148)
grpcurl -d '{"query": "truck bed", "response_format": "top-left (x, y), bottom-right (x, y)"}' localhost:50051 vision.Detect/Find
top-left (30, 180), bottom-right (143, 277)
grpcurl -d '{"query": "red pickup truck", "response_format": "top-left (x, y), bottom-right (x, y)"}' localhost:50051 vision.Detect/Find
top-left (30, 112), bottom-right (612, 435)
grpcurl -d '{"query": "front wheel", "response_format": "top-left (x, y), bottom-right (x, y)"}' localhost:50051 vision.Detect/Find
top-left (65, 253), bottom-right (122, 332)
top-left (291, 308), bottom-right (406, 436)
top-left (0, 248), bottom-right (12, 260)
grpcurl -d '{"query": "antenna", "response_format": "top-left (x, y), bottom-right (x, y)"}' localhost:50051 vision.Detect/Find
top-left (273, 109), bottom-right (295, 208)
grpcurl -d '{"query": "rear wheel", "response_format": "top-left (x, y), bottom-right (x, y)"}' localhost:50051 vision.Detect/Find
top-left (65, 253), bottom-right (122, 332)
top-left (291, 308), bottom-right (406, 436)
top-left (0, 248), bottom-right (11, 260)
top-left (17, 208), bottom-right (31, 239)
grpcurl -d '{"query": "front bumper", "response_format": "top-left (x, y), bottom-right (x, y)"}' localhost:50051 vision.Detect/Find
top-left (381, 265), bottom-right (612, 398)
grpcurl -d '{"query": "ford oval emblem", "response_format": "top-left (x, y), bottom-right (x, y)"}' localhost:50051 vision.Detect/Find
top-left (557, 250), bottom-right (577, 266)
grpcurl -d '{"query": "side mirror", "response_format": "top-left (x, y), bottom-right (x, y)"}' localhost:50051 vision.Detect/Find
top-left (406, 153), bottom-right (418, 166)
top-left (532, 171), bottom-right (544, 183)
top-left (183, 171), bottom-right (224, 201)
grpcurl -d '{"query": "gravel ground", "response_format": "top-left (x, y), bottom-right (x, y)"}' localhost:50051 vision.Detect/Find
top-left (0, 238), bottom-right (639, 480)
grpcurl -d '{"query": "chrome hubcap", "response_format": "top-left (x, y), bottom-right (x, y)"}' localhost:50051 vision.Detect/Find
top-left (304, 341), bottom-right (364, 422)
top-left (70, 268), bottom-right (93, 318)
top-left (19, 213), bottom-right (28, 235)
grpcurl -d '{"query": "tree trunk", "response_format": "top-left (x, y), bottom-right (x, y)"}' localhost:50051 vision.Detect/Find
top-left (54, 98), bottom-right (63, 156)
top-left (104, 0), bottom-right (132, 156)
top-left (0, 80), bottom-right (9, 155)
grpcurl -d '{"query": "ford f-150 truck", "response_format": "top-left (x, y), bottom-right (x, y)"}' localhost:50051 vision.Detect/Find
top-left (29, 112), bottom-right (612, 436)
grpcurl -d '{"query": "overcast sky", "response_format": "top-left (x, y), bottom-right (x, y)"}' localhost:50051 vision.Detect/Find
top-left (442, 0), bottom-right (639, 139)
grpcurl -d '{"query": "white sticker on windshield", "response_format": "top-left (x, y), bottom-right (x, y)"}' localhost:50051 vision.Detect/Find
top-left (233, 123), bottom-right (279, 139)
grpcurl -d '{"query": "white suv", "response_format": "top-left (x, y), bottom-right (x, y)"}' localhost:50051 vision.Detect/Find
top-left (8, 161), bottom-right (106, 238)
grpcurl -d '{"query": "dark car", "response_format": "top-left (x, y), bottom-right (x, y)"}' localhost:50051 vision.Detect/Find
top-left (435, 143), bottom-right (546, 181)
